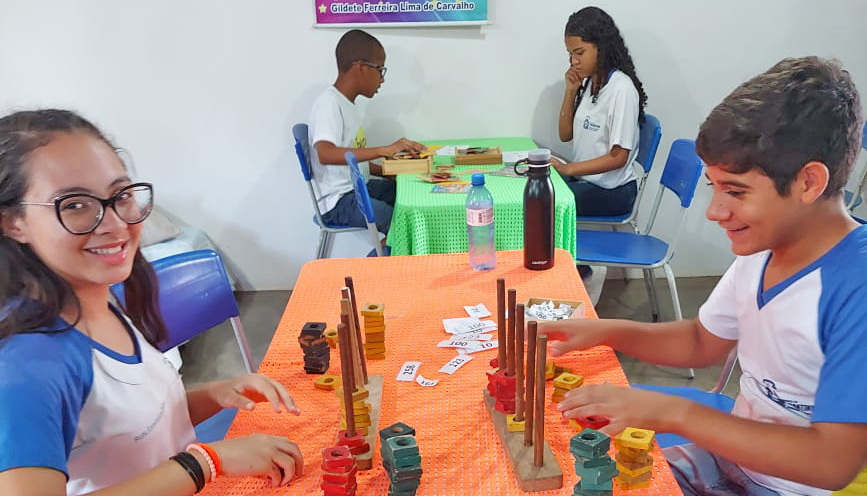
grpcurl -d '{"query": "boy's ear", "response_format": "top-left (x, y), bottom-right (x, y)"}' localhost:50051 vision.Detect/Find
top-left (0, 212), bottom-right (29, 244)
top-left (796, 161), bottom-right (830, 204)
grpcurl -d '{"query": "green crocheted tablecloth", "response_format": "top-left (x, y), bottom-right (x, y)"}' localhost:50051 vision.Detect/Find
top-left (387, 137), bottom-right (577, 257)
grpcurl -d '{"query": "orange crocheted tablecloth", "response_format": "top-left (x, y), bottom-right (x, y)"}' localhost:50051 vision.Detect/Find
top-left (201, 250), bottom-right (682, 495)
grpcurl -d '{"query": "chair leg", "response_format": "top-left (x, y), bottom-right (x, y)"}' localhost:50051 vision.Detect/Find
top-left (230, 316), bottom-right (256, 373)
top-left (316, 230), bottom-right (328, 259)
top-left (642, 269), bottom-right (660, 322)
top-left (323, 231), bottom-right (336, 258)
top-left (663, 263), bottom-right (694, 379)
top-left (368, 224), bottom-right (383, 256)
top-left (612, 226), bottom-right (628, 283)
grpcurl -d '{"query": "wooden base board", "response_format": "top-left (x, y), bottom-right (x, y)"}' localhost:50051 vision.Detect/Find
top-left (348, 375), bottom-right (383, 470)
top-left (483, 390), bottom-right (563, 492)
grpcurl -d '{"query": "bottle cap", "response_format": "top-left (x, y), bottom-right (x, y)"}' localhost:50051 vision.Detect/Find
top-left (527, 149), bottom-right (551, 166)
top-left (471, 173), bottom-right (485, 186)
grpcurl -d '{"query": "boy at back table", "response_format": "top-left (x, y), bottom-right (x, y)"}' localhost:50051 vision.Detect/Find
top-left (309, 29), bottom-right (424, 241)
top-left (541, 56), bottom-right (867, 495)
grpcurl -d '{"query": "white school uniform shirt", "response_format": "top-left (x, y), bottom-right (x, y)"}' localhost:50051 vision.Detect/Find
top-left (698, 226), bottom-right (867, 496)
top-left (570, 70), bottom-right (639, 189)
top-left (308, 85), bottom-right (368, 214)
top-left (0, 306), bottom-right (196, 495)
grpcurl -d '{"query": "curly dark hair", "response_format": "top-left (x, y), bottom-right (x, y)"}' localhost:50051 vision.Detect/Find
top-left (565, 6), bottom-right (647, 123)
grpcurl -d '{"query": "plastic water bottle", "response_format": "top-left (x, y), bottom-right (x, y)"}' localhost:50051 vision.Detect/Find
top-left (466, 173), bottom-right (496, 270)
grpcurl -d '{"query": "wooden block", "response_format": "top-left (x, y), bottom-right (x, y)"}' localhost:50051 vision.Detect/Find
top-left (381, 155), bottom-right (433, 175)
top-left (321, 445), bottom-right (355, 471)
top-left (551, 393), bottom-right (565, 403)
top-left (348, 375), bottom-right (383, 470)
top-left (506, 414), bottom-right (525, 432)
top-left (618, 478), bottom-right (651, 490)
top-left (340, 417), bottom-right (372, 428)
top-left (483, 390), bottom-right (563, 491)
top-left (365, 332), bottom-right (386, 344)
top-left (367, 353), bottom-right (386, 360)
top-left (616, 458), bottom-right (653, 478)
top-left (614, 427), bottom-right (655, 451)
top-left (454, 146), bottom-right (503, 165)
top-left (615, 451), bottom-right (652, 467)
top-left (363, 316), bottom-right (385, 324)
top-left (340, 402), bottom-right (371, 415)
top-left (335, 386), bottom-right (369, 403)
top-left (314, 374), bottom-right (341, 391)
top-left (361, 304), bottom-right (384, 316)
top-left (364, 343), bottom-right (386, 352)
top-left (617, 469), bottom-right (652, 483)
top-left (321, 465), bottom-right (357, 485)
top-left (570, 429), bottom-right (610, 459)
top-left (336, 430), bottom-right (367, 448)
top-left (568, 418), bottom-right (584, 430)
top-left (553, 372), bottom-right (583, 390)
top-left (379, 422), bottom-right (416, 443)
top-left (545, 361), bottom-right (555, 380)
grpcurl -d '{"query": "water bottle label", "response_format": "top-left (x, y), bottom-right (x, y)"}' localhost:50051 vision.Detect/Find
top-left (466, 207), bottom-right (493, 226)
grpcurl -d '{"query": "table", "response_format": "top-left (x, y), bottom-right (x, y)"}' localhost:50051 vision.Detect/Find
top-left (202, 251), bottom-right (681, 495)
top-left (387, 138), bottom-right (577, 258)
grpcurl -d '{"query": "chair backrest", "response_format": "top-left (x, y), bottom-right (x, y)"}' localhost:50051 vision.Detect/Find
top-left (635, 114), bottom-right (662, 175)
top-left (344, 151), bottom-right (376, 224)
top-left (642, 138), bottom-right (703, 237)
top-left (660, 139), bottom-right (704, 208)
top-left (111, 249), bottom-right (240, 352)
top-left (293, 123), bottom-right (312, 182)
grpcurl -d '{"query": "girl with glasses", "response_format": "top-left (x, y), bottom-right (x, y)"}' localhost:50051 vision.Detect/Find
top-left (0, 109), bottom-right (303, 495)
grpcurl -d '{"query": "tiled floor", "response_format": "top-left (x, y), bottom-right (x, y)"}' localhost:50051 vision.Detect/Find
top-left (180, 275), bottom-right (740, 398)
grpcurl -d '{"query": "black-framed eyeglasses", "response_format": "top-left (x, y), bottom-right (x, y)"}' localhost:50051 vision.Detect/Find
top-left (20, 182), bottom-right (154, 235)
top-left (359, 61), bottom-right (387, 78)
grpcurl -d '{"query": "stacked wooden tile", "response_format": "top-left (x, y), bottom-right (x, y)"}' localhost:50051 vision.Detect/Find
top-left (336, 385), bottom-right (372, 437)
top-left (486, 367), bottom-right (517, 414)
top-left (379, 422), bottom-right (422, 496)
top-left (299, 322), bottom-right (329, 374)
top-left (320, 445), bottom-right (358, 496)
top-left (552, 372), bottom-right (583, 403)
top-left (570, 429), bottom-right (618, 496)
top-left (361, 304), bottom-right (386, 360)
top-left (614, 427), bottom-right (654, 490)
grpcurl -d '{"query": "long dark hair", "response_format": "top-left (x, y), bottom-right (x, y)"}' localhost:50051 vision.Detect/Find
top-left (566, 6), bottom-right (647, 123)
top-left (0, 109), bottom-right (167, 347)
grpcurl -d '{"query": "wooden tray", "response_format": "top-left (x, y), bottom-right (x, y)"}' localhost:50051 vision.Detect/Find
top-left (381, 155), bottom-right (434, 175)
top-left (455, 146), bottom-right (503, 165)
top-left (524, 297), bottom-right (585, 322)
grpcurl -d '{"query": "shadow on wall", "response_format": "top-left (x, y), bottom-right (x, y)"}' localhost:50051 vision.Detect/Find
top-left (209, 144), bottom-right (310, 291)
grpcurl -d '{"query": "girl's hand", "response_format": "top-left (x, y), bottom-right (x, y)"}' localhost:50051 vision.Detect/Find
top-left (538, 318), bottom-right (606, 356)
top-left (548, 157), bottom-right (571, 176)
top-left (556, 383), bottom-right (687, 436)
top-left (565, 65), bottom-right (583, 94)
top-left (210, 435), bottom-right (304, 487)
top-left (207, 374), bottom-right (300, 414)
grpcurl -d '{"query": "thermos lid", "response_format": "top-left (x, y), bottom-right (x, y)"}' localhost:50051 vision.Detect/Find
top-left (471, 173), bottom-right (485, 186)
top-left (527, 149), bottom-right (552, 166)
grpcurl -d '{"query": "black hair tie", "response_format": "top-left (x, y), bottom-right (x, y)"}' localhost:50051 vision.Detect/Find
top-left (171, 451), bottom-right (206, 493)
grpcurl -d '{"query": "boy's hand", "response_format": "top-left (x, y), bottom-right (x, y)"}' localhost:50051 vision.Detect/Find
top-left (556, 383), bottom-right (688, 436)
top-left (206, 374), bottom-right (300, 415)
top-left (381, 138), bottom-right (426, 158)
top-left (565, 65), bottom-right (583, 94)
top-left (538, 318), bottom-right (606, 356)
top-left (210, 435), bottom-right (303, 487)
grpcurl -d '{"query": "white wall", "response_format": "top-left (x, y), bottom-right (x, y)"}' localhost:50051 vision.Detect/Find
top-left (2, 0), bottom-right (865, 289)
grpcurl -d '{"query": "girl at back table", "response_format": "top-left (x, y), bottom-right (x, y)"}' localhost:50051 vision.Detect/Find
top-left (0, 109), bottom-right (303, 495)
top-left (552, 6), bottom-right (648, 218)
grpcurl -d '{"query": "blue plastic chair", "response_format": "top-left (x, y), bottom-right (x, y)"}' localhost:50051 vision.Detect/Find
top-left (844, 122), bottom-right (867, 212)
top-left (577, 139), bottom-right (704, 374)
top-left (345, 151), bottom-right (383, 256)
top-left (577, 114), bottom-right (662, 230)
top-left (293, 123), bottom-right (375, 258)
top-left (111, 249), bottom-right (254, 442)
top-left (633, 348), bottom-right (739, 448)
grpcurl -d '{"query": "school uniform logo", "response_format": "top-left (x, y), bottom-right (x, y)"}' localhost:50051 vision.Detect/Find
top-left (582, 117), bottom-right (601, 132)
top-left (762, 379), bottom-right (813, 416)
